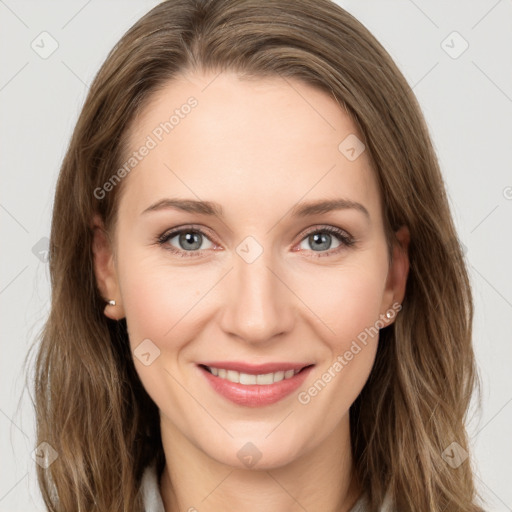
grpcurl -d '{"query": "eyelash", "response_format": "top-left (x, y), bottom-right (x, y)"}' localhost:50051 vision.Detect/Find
top-left (156, 224), bottom-right (355, 259)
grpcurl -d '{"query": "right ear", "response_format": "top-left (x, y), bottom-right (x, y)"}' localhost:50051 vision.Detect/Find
top-left (91, 214), bottom-right (125, 320)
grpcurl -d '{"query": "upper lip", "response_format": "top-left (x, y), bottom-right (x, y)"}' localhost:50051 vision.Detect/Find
top-left (199, 361), bottom-right (314, 375)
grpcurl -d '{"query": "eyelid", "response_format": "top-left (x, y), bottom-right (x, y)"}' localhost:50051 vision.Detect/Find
top-left (157, 224), bottom-right (217, 243)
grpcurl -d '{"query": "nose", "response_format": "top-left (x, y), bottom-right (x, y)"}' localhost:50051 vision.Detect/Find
top-left (218, 244), bottom-right (295, 345)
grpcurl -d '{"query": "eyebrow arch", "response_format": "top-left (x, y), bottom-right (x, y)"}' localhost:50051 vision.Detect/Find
top-left (290, 198), bottom-right (370, 220)
top-left (141, 197), bottom-right (370, 220)
top-left (142, 198), bottom-right (223, 217)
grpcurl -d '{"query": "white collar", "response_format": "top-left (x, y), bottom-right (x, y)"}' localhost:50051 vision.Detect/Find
top-left (141, 461), bottom-right (165, 512)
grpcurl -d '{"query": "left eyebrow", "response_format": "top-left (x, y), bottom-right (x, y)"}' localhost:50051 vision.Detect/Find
top-left (290, 198), bottom-right (370, 220)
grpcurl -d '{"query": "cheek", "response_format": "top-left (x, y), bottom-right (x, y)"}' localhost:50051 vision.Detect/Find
top-left (294, 258), bottom-right (388, 342)
top-left (292, 257), bottom-right (387, 400)
top-left (297, 267), bottom-right (382, 412)
top-left (117, 253), bottom-right (212, 420)
top-left (119, 257), bottom-right (205, 347)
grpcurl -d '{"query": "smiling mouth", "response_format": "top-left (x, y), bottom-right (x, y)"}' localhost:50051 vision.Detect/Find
top-left (199, 364), bottom-right (314, 386)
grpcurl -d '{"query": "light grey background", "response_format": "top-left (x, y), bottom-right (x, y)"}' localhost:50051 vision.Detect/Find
top-left (1, 1), bottom-right (511, 510)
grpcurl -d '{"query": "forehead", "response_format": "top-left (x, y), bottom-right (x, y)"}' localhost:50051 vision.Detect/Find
top-left (120, 70), bottom-right (381, 223)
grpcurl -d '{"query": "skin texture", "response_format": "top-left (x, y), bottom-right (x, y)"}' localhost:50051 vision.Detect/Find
top-left (93, 70), bottom-right (410, 512)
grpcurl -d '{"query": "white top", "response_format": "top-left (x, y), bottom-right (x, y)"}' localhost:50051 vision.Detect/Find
top-left (140, 461), bottom-right (166, 512)
top-left (140, 460), bottom-right (394, 511)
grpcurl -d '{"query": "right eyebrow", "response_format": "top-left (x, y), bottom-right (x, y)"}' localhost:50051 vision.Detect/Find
top-left (141, 198), bottom-right (224, 217)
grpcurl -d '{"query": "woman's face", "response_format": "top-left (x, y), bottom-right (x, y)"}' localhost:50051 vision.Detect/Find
top-left (95, 70), bottom-right (408, 469)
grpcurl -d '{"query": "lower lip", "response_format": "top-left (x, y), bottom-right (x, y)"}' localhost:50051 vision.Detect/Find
top-left (198, 365), bottom-right (314, 407)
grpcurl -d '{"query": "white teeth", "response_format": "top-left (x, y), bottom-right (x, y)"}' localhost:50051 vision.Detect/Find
top-left (206, 366), bottom-right (302, 385)
top-left (260, 371), bottom-right (283, 384)
top-left (240, 373), bottom-right (256, 385)
top-left (226, 370), bottom-right (239, 382)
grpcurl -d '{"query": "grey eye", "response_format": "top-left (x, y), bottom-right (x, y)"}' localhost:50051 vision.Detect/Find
top-left (166, 230), bottom-right (214, 251)
top-left (299, 231), bottom-right (342, 252)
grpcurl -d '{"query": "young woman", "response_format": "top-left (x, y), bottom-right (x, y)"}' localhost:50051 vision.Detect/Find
top-left (31, 0), bottom-right (484, 510)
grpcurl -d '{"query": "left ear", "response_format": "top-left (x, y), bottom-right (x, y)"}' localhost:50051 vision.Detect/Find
top-left (380, 225), bottom-right (410, 325)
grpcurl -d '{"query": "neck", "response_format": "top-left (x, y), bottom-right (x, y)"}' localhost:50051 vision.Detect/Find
top-left (159, 414), bottom-right (362, 512)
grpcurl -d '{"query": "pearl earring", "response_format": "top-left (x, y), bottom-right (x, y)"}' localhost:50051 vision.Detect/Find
top-left (108, 300), bottom-right (116, 306)
top-left (386, 311), bottom-right (392, 319)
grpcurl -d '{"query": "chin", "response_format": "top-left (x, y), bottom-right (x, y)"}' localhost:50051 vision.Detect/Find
top-left (205, 433), bottom-right (307, 471)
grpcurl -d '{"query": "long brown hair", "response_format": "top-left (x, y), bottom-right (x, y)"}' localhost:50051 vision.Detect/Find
top-left (26, 0), bottom-right (484, 510)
